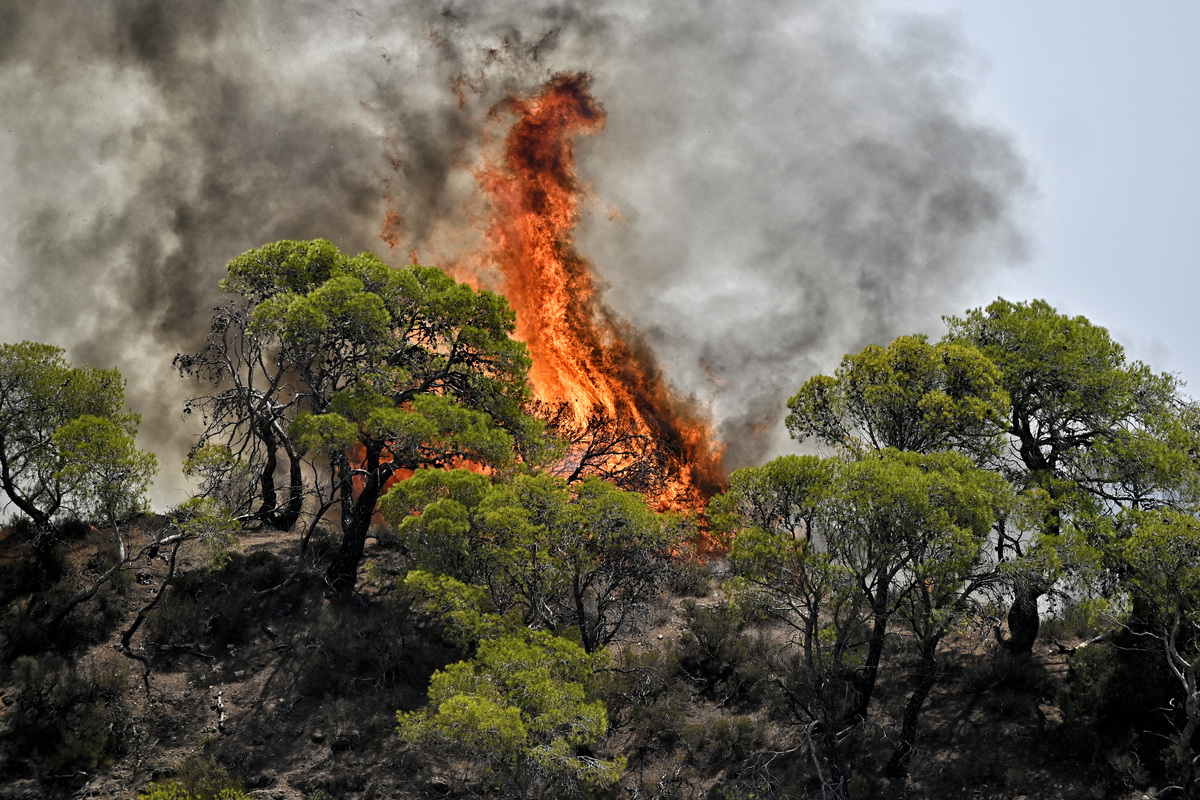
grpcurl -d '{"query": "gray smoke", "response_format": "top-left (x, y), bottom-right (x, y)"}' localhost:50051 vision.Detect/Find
top-left (0, 0), bottom-right (1027, 506)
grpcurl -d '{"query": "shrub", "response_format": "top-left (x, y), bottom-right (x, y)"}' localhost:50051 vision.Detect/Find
top-left (145, 582), bottom-right (252, 652)
top-left (6, 652), bottom-right (131, 778)
top-left (668, 556), bottom-right (711, 597)
top-left (237, 549), bottom-right (288, 590)
top-left (682, 715), bottom-right (766, 768)
top-left (137, 757), bottom-right (250, 800)
top-left (399, 629), bottom-right (625, 799)
top-left (676, 600), bottom-right (771, 706)
top-left (296, 597), bottom-right (415, 698)
top-left (1057, 636), bottom-right (1171, 790)
top-left (144, 551), bottom-right (288, 653)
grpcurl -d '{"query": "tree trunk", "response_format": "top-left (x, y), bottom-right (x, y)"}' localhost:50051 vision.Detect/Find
top-left (325, 502), bottom-right (374, 596)
top-left (850, 577), bottom-right (892, 723)
top-left (324, 450), bottom-right (382, 597)
top-left (280, 445), bottom-right (304, 529)
top-left (573, 569), bottom-right (596, 654)
top-left (885, 638), bottom-right (942, 796)
top-left (258, 427), bottom-right (279, 521)
top-left (266, 442), bottom-right (303, 531)
top-left (0, 472), bottom-right (58, 590)
top-left (1004, 582), bottom-right (1042, 654)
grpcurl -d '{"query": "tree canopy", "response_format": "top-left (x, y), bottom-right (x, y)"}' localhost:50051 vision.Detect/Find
top-left (945, 297), bottom-right (1194, 651)
top-left (399, 570), bottom-right (624, 798)
top-left (381, 470), bottom-right (684, 653)
top-left (785, 334), bottom-right (1009, 460)
top-left (178, 239), bottom-right (541, 594)
top-left (0, 342), bottom-right (156, 578)
top-left (722, 448), bottom-right (1011, 797)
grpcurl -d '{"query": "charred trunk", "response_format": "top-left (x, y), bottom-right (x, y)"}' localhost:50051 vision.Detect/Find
top-left (885, 637), bottom-right (942, 796)
top-left (849, 578), bottom-right (892, 723)
top-left (325, 499), bottom-right (376, 596)
top-left (258, 428), bottom-right (279, 521)
top-left (325, 526), bottom-right (367, 597)
top-left (266, 444), bottom-right (304, 531)
top-left (1003, 582), bottom-right (1042, 654)
top-left (324, 450), bottom-right (383, 597)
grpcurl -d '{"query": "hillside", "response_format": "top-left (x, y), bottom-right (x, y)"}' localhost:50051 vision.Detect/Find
top-left (0, 516), bottom-right (1169, 800)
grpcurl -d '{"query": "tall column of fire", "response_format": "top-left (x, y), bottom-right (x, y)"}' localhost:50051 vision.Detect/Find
top-left (477, 74), bottom-right (725, 513)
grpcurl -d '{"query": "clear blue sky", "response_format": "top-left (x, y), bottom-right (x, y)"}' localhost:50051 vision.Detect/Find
top-left (887, 2), bottom-right (1200, 390)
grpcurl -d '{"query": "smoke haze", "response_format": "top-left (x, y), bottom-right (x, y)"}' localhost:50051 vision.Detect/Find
top-left (0, 0), bottom-right (1027, 506)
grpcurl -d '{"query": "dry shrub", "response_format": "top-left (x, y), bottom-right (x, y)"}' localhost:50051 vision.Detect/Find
top-left (676, 600), bottom-right (771, 707)
top-left (682, 715), bottom-right (766, 768)
top-left (0, 522), bottom-right (130, 659)
top-left (295, 596), bottom-right (417, 700)
top-left (668, 556), bottom-right (711, 598)
top-left (4, 651), bottom-right (131, 782)
top-left (144, 550), bottom-right (288, 653)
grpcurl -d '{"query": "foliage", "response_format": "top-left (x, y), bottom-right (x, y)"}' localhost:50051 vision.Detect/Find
top-left (681, 716), bottom-right (766, 768)
top-left (399, 573), bottom-right (624, 798)
top-left (675, 600), bottom-right (772, 707)
top-left (0, 341), bottom-right (155, 567)
top-left (1057, 637), bottom-right (1168, 791)
top-left (785, 334), bottom-right (1009, 459)
top-left (384, 470), bottom-right (685, 652)
top-left (1116, 508), bottom-right (1200, 796)
top-left (182, 444), bottom-right (256, 520)
top-left (52, 414), bottom-right (157, 525)
top-left (295, 594), bottom-right (418, 699)
top-left (400, 569), bottom-right (502, 647)
top-left (177, 239), bottom-right (540, 594)
top-left (6, 652), bottom-right (131, 778)
top-left (137, 784), bottom-right (250, 800)
top-left (945, 297), bottom-right (1193, 652)
top-left (170, 496), bottom-right (242, 570)
top-left (137, 757), bottom-right (251, 800)
top-left (722, 448), bottom-right (1011, 796)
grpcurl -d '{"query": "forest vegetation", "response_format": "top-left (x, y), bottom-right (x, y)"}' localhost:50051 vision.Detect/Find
top-left (2, 240), bottom-right (1199, 800)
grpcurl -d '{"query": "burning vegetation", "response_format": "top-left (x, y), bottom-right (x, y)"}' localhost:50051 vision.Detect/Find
top-left (473, 73), bottom-right (726, 513)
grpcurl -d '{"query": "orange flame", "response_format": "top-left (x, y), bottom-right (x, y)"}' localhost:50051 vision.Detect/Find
top-left (475, 73), bottom-right (726, 513)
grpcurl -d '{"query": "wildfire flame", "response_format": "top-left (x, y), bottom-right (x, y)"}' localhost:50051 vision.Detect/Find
top-left (474, 73), bottom-right (726, 513)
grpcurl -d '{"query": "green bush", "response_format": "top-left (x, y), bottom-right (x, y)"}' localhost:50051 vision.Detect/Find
top-left (137, 757), bottom-right (250, 800)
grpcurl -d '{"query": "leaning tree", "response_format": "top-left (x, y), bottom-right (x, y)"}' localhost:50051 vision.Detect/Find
top-left (0, 341), bottom-right (156, 586)
top-left (178, 239), bottom-right (541, 595)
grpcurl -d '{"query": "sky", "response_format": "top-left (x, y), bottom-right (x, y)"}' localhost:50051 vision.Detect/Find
top-left (892, 2), bottom-right (1200, 388)
top-left (0, 1), bottom-right (1197, 508)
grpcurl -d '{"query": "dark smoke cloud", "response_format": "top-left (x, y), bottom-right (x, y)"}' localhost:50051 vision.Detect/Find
top-left (0, 0), bottom-right (1026, 505)
top-left (572, 2), bottom-right (1028, 467)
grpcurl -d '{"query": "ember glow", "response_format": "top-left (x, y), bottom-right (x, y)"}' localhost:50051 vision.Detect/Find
top-left (473, 74), bottom-right (726, 513)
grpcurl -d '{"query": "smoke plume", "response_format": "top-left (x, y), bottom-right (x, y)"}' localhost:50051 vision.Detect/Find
top-left (0, 0), bottom-right (1026, 506)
